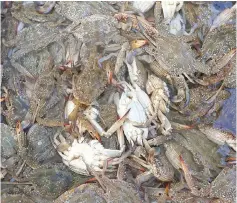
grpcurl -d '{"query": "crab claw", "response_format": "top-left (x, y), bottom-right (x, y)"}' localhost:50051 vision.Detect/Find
top-left (171, 121), bottom-right (194, 130)
top-left (130, 39), bottom-right (148, 50)
top-left (106, 69), bottom-right (124, 91)
top-left (78, 119), bottom-right (101, 142)
top-left (226, 156), bottom-right (236, 165)
top-left (106, 68), bottom-right (113, 84)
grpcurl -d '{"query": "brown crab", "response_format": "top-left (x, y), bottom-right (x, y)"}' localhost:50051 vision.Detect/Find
top-left (1, 87), bottom-right (29, 127)
top-left (55, 173), bottom-right (143, 203)
top-left (176, 86), bottom-right (230, 122)
top-left (164, 139), bottom-right (209, 182)
top-left (177, 129), bottom-right (223, 178)
top-left (27, 57), bottom-right (65, 127)
top-left (180, 156), bottom-right (236, 202)
top-left (115, 9), bottom-right (235, 106)
top-left (131, 141), bottom-right (174, 186)
top-left (68, 58), bottom-right (112, 140)
top-left (199, 124), bottom-right (236, 151)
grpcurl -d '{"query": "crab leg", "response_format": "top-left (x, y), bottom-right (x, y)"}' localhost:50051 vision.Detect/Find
top-left (157, 110), bottom-right (172, 135)
top-left (84, 108), bottom-right (104, 136)
top-left (110, 149), bottom-right (133, 165)
top-left (117, 126), bottom-right (125, 150)
top-left (15, 160), bottom-right (26, 177)
top-left (85, 107), bottom-right (130, 138)
top-left (130, 155), bottom-right (150, 169)
top-left (114, 42), bottom-right (130, 75)
top-left (204, 81), bottom-right (225, 104)
top-left (181, 75), bottom-right (190, 108)
top-left (170, 122), bottom-right (194, 130)
top-left (102, 109), bottom-right (130, 138)
top-left (179, 155), bottom-right (201, 196)
top-left (136, 170), bottom-right (153, 186)
top-left (148, 135), bottom-right (172, 146)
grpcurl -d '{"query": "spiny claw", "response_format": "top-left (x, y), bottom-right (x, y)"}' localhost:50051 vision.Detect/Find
top-left (130, 39), bottom-right (148, 49)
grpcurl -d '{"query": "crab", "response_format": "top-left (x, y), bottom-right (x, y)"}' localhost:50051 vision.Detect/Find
top-left (131, 143), bottom-right (174, 186)
top-left (115, 10), bottom-right (235, 105)
top-left (182, 2), bottom-right (213, 35)
top-left (71, 57), bottom-right (108, 105)
top-left (201, 25), bottom-right (236, 74)
top-left (180, 156), bottom-right (236, 202)
top-left (195, 50), bottom-right (236, 87)
top-left (55, 174), bottom-right (143, 203)
top-left (25, 124), bottom-right (59, 167)
top-left (52, 132), bottom-right (125, 176)
top-left (209, 3), bottom-right (236, 32)
top-left (86, 81), bottom-right (154, 146)
top-left (1, 87), bottom-right (29, 127)
top-left (27, 58), bottom-right (65, 127)
top-left (146, 74), bottom-right (172, 135)
top-left (2, 163), bottom-right (76, 201)
top-left (1, 123), bottom-right (18, 172)
top-left (161, 1), bottom-right (183, 24)
top-left (164, 139), bottom-right (211, 182)
top-left (54, 183), bottom-right (107, 203)
top-left (1, 194), bottom-right (35, 203)
top-left (177, 129), bottom-right (223, 177)
top-left (125, 51), bottom-right (148, 90)
top-left (98, 39), bottom-right (148, 81)
top-left (6, 22), bottom-right (70, 78)
top-left (67, 60), bottom-right (113, 139)
top-left (10, 1), bottom-right (62, 24)
top-left (1, 12), bottom-right (19, 62)
top-left (174, 86), bottom-right (230, 122)
top-left (198, 124), bottom-right (236, 151)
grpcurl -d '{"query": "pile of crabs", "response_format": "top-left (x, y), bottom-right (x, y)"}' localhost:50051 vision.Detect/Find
top-left (1, 1), bottom-right (236, 203)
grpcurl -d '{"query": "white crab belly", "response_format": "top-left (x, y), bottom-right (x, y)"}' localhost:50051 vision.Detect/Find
top-left (127, 100), bottom-right (147, 124)
top-left (117, 93), bottom-right (147, 123)
top-left (63, 157), bottom-right (90, 176)
top-left (123, 122), bottom-right (148, 145)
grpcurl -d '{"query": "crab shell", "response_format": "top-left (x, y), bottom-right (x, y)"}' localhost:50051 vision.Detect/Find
top-left (146, 74), bottom-right (170, 114)
top-left (115, 83), bottom-right (152, 145)
top-left (132, 1), bottom-right (155, 13)
top-left (161, 1), bottom-right (183, 24)
top-left (146, 74), bottom-right (170, 97)
top-left (56, 137), bottom-right (123, 176)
